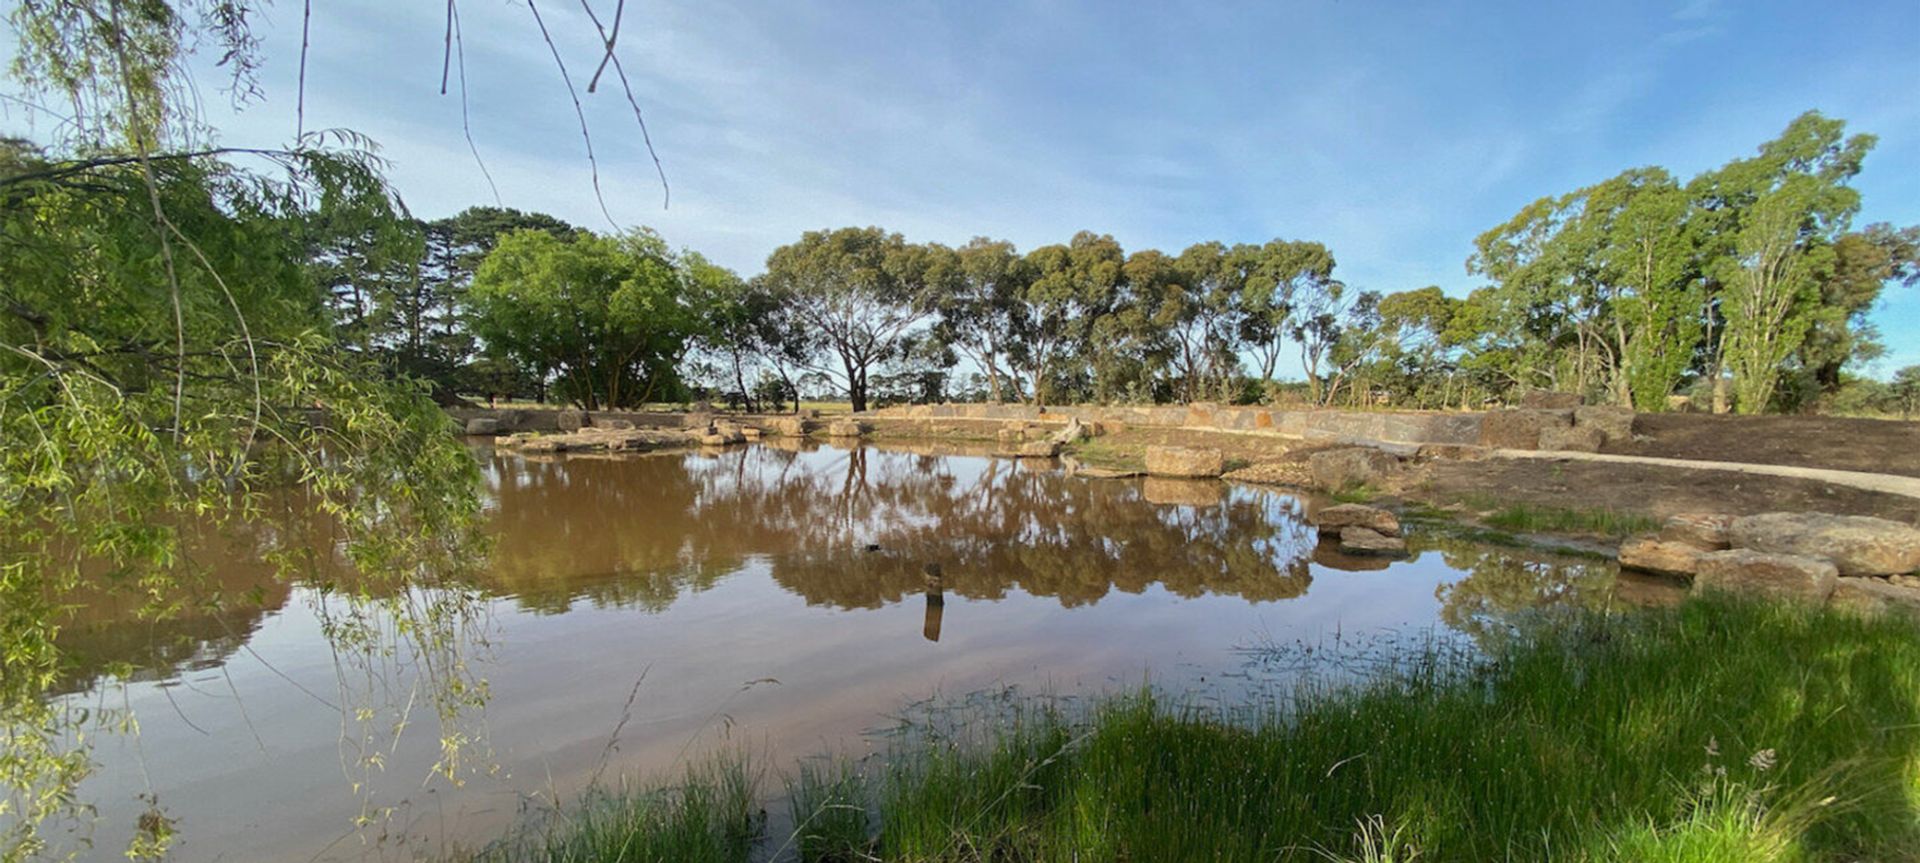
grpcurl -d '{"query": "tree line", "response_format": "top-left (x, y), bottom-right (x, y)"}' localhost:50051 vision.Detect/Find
top-left (318, 111), bottom-right (1916, 417)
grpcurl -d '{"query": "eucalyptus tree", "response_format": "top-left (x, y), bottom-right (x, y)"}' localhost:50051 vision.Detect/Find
top-left (1017, 231), bottom-right (1126, 404)
top-left (762, 226), bottom-right (934, 412)
top-left (1238, 239), bottom-right (1337, 394)
top-left (1793, 223), bottom-right (1920, 402)
top-left (468, 228), bottom-right (699, 409)
top-left (930, 237), bottom-right (1028, 403)
top-left (1689, 111), bottom-right (1873, 413)
top-left (1164, 241), bottom-right (1250, 401)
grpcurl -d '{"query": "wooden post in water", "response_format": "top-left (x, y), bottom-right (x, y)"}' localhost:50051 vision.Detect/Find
top-left (922, 562), bottom-right (944, 642)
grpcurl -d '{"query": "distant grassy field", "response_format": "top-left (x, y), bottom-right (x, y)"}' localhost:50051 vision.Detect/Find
top-left (460, 597), bottom-right (1920, 862)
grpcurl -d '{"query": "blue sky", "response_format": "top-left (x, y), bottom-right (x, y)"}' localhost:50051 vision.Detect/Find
top-left (11, 0), bottom-right (1919, 377)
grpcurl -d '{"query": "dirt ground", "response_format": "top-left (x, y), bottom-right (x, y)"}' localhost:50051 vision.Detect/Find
top-left (1069, 425), bottom-right (1920, 529)
top-left (866, 416), bottom-right (1920, 531)
top-left (1409, 457), bottom-right (1920, 526)
top-left (1609, 412), bottom-right (1920, 477)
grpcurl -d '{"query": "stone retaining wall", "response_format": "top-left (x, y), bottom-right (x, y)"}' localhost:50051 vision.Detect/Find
top-left (861, 403), bottom-right (1485, 448)
top-left (447, 407), bottom-right (697, 433)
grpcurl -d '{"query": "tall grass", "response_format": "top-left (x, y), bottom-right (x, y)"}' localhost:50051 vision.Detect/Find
top-left (464, 756), bottom-right (760, 863)
top-left (856, 599), bottom-right (1920, 862)
top-left (465, 599), bottom-right (1920, 862)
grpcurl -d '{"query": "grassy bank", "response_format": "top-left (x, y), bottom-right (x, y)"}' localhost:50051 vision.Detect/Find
top-left (465, 599), bottom-right (1920, 862)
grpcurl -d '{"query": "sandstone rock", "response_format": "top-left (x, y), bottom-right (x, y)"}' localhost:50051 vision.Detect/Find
top-left (1144, 446), bottom-right (1225, 478)
top-left (1076, 467), bottom-right (1143, 479)
top-left (1477, 408), bottom-right (1573, 450)
top-left (1692, 549), bottom-right (1838, 604)
top-left (1306, 447), bottom-right (1400, 491)
top-left (1538, 424), bottom-right (1604, 453)
top-left (1728, 512), bottom-right (1920, 577)
top-left (1142, 477), bottom-right (1224, 507)
top-left (1014, 440), bottom-right (1061, 458)
top-left (1312, 503), bottom-right (1401, 537)
top-left (1221, 461), bottom-right (1312, 487)
top-left (700, 433), bottom-right (729, 446)
top-left (1338, 526), bottom-right (1409, 558)
top-left (1520, 390), bottom-right (1585, 409)
top-left (1573, 405), bottom-right (1635, 443)
top-left (741, 427), bottom-right (764, 441)
top-left (1049, 417), bottom-right (1090, 445)
top-left (464, 417), bottom-right (501, 436)
top-left (1830, 577), bottom-right (1920, 621)
top-left (1660, 513), bottom-right (1733, 551)
top-left (767, 417), bottom-right (810, 436)
top-left (554, 409), bottom-right (584, 432)
top-left (826, 421), bottom-right (866, 438)
top-left (592, 418), bottom-right (636, 430)
top-left (1618, 535), bottom-right (1707, 577)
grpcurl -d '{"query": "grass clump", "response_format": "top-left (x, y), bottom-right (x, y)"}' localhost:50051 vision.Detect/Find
top-left (466, 756), bottom-right (760, 863)
top-left (857, 598), bottom-right (1920, 862)
top-left (1063, 439), bottom-right (1146, 472)
top-left (784, 757), bottom-right (873, 862)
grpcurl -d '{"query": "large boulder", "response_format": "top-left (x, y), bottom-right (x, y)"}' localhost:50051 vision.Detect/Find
top-left (1477, 409), bottom-right (1573, 450)
top-left (554, 409), bottom-right (585, 432)
top-left (1338, 526), bottom-right (1409, 558)
top-left (767, 417), bottom-right (811, 436)
top-left (464, 417), bottom-right (501, 436)
top-left (1307, 447), bottom-right (1400, 491)
top-left (826, 421), bottom-right (866, 438)
top-left (1312, 503), bottom-right (1401, 537)
top-left (1144, 446), bottom-right (1226, 478)
top-left (1618, 535), bottom-right (1706, 577)
top-left (1014, 440), bottom-right (1061, 458)
top-left (1692, 549), bottom-right (1839, 604)
top-left (1728, 512), bottom-right (1920, 577)
top-left (1660, 513), bottom-right (1734, 551)
top-left (1573, 405), bottom-right (1635, 443)
top-left (1537, 424), bottom-right (1604, 453)
top-left (1829, 578), bottom-right (1920, 622)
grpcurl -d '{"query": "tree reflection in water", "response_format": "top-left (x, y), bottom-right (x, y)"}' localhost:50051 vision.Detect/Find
top-left (55, 442), bottom-right (1687, 696)
top-left (484, 442), bottom-right (1320, 614)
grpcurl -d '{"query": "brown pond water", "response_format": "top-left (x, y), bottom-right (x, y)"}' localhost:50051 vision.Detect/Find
top-left (54, 440), bottom-right (1678, 861)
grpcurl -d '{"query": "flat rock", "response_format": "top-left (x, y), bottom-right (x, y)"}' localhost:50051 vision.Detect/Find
top-left (1692, 549), bottom-right (1838, 604)
top-left (464, 417), bottom-right (501, 436)
top-left (1830, 578), bottom-right (1920, 622)
top-left (826, 420), bottom-right (866, 438)
top-left (1477, 408), bottom-right (1574, 450)
top-left (1306, 447), bottom-right (1400, 491)
top-left (1538, 424), bottom-right (1604, 453)
top-left (1660, 513), bottom-right (1734, 551)
top-left (1223, 461), bottom-right (1311, 487)
top-left (1573, 405), bottom-right (1635, 443)
top-left (1012, 440), bottom-right (1061, 458)
top-left (1338, 526), bottom-right (1409, 558)
top-left (1728, 512), bottom-right (1920, 577)
top-left (1076, 467), bottom-right (1144, 479)
top-left (1144, 445), bottom-right (1225, 478)
top-left (1618, 535), bottom-right (1708, 577)
top-left (1312, 503), bottom-right (1401, 537)
top-left (766, 417), bottom-right (811, 436)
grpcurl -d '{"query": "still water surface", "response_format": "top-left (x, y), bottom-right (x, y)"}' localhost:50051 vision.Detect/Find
top-left (57, 440), bottom-right (1669, 861)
